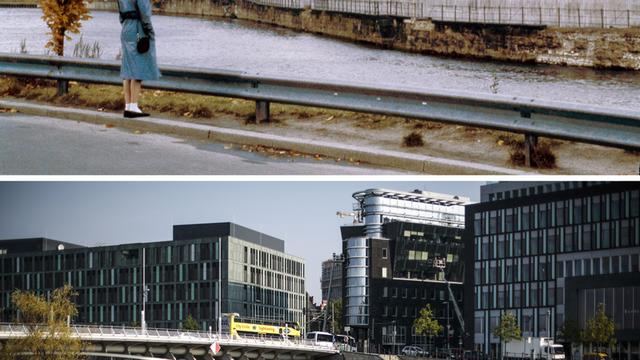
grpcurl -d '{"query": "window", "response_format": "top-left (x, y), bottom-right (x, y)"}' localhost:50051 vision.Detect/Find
top-left (566, 226), bottom-right (576, 252)
top-left (382, 248), bottom-right (388, 259)
top-left (593, 258), bottom-right (601, 275)
top-left (602, 257), bottom-right (610, 274)
top-left (382, 267), bottom-right (387, 278)
top-left (602, 222), bottom-right (611, 248)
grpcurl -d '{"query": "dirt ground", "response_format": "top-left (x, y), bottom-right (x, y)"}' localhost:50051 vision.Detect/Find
top-left (177, 112), bottom-right (640, 175)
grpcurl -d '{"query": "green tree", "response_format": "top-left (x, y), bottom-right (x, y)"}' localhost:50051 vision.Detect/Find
top-left (182, 314), bottom-right (199, 331)
top-left (492, 312), bottom-right (521, 360)
top-left (582, 303), bottom-right (616, 353)
top-left (558, 319), bottom-right (582, 345)
top-left (329, 299), bottom-right (343, 334)
top-left (1, 284), bottom-right (82, 360)
top-left (39, 0), bottom-right (92, 56)
top-left (414, 304), bottom-right (443, 349)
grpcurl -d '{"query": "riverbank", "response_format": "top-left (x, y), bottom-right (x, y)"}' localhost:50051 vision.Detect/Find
top-left (90, 0), bottom-right (640, 70)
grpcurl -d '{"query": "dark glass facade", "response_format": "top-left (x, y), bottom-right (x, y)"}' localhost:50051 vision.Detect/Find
top-left (0, 222), bottom-right (305, 330)
top-left (342, 221), bottom-right (465, 353)
top-left (464, 182), bottom-right (640, 360)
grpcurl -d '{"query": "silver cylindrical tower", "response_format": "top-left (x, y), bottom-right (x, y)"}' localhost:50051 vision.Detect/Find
top-left (344, 236), bottom-right (368, 326)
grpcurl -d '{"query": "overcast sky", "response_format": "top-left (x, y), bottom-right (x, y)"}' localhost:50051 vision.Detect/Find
top-left (0, 181), bottom-right (482, 301)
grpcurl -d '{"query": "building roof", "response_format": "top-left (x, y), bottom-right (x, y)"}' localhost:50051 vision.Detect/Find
top-left (0, 237), bottom-right (85, 254)
top-left (173, 222), bottom-right (285, 252)
top-left (352, 188), bottom-right (470, 206)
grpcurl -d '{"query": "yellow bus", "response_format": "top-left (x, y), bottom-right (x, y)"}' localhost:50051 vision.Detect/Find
top-left (222, 313), bottom-right (301, 339)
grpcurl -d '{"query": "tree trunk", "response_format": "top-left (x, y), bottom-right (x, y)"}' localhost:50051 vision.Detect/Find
top-left (57, 27), bottom-right (65, 56)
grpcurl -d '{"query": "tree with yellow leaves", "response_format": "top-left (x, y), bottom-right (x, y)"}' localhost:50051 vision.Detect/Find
top-left (0, 285), bottom-right (82, 360)
top-left (39, 0), bottom-right (93, 56)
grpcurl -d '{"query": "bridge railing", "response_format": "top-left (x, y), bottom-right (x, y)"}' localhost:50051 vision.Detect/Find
top-left (244, 0), bottom-right (640, 28)
top-left (0, 323), bottom-right (335, 351)
top-left (308, 0), bottom-right (640, 28)
top-left (1, 53), bottom-right (639, 168)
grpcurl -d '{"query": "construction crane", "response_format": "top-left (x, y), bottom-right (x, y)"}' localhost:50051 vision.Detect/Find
top-left (336, 210), bottom-right (361, 224)
top-left (433, 258), bottom-right (465, 340)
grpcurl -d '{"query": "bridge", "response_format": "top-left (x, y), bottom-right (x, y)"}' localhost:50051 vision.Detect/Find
top-left (0, 323), bottom-right (340, 360)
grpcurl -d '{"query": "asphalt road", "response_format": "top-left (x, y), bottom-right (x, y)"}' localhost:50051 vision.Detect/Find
top-left (0, 113), bottom-right (409, 175)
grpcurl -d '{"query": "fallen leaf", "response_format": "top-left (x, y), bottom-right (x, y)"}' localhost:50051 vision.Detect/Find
top-left (134, 130), bottom-right (141, 134)
top-left (497, 140), bottom-right (504, 146)
top-left (105, 124), bottom-right (114, 128)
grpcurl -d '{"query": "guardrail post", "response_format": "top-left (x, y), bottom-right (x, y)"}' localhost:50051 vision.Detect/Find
top-left (255, 100), bottom-right (270, 123)
top-left (524, 133), bottom-right (538, 167)
top-left (56, 80), bottom-right (69, 96)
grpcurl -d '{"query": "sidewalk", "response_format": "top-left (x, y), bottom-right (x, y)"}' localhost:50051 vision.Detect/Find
top-left (0, 99), bottom-right (529, 175)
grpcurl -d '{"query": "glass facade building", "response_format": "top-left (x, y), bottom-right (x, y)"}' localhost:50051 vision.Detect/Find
top-left (463, 182), bottom-right (640, 360)
top-left (341, 188), bottom-right (468, 353)
top-left (0, 222), bottom-right (305, 330)
top-left (321, 257), bottom-right (343, 302)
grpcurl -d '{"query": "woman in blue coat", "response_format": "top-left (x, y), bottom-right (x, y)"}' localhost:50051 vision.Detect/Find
top-left (118, 0), bottom-right (161, 118)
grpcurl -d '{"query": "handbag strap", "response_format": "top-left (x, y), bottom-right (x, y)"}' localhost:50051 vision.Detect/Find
top-left (133, 0), bottom-right (150, 37)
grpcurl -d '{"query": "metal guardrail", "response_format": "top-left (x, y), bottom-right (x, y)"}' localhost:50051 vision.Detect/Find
top-left (1, 53), bottom-right (639, 166)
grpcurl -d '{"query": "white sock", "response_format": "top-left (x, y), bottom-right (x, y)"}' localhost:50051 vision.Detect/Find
top-left (125, 103), bottom-right (131, 111)
top-left (130, 103), bottom-right (142, 113)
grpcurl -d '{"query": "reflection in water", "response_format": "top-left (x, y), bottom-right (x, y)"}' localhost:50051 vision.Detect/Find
top-left (0, 8), bottom-right (638, 109)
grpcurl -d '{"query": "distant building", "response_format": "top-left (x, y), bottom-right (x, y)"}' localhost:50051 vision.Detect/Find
top-left (464, 182), bottom-right (640, 360)
top-left (0, 222), bottom-right (306, 330)
top-left (321, 256), bottom-right (343, 302)
top-left (340, 188), bottom-right (469, 353)
top-left (306, 294), bottom-right (324, 332)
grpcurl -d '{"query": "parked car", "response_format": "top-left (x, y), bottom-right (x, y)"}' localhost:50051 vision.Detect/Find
top-left (402, 346), bottom-right (427, 357)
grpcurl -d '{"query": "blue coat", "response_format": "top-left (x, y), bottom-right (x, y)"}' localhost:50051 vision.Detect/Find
top-left (118, 0), bottom-right (161, 81)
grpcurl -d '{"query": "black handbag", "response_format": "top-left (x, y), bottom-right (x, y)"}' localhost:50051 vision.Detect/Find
top-left (136, 33), bottom-right (150, 54)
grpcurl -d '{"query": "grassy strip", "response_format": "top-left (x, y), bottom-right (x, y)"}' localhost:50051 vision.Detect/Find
top-left (0, 76), bottom-right (563, 168)
top-left (0, 76), bottom-right (407, 127)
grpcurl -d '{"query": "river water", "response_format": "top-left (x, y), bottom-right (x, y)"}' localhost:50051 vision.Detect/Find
top-left (1, 8), bottom-right (638, 109)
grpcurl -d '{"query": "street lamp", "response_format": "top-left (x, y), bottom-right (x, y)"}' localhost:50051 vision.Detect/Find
top-left (392, 320), bottom-right (397, 355)
top-left (141, 248), bottom-right (149, 332)
top-left (218, 240), bottom-right (222, 337)
top-left (547, 309), bottom-right (551, 360)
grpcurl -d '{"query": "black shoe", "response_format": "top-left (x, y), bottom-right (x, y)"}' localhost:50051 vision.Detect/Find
top-left (124, 110), bottom-right (150, 118)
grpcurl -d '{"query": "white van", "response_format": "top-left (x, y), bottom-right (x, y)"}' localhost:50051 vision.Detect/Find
top-left (306, 331), bottom-right (335, 348)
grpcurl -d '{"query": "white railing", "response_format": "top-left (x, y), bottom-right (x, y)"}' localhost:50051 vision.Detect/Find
top-left (0, 323), bottom-right (337, 353)
top-left (245, 0), bottom-right (640, 28)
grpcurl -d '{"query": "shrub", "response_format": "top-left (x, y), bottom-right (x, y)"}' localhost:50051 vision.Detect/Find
top-left (403, 131), bottom-right (424, 147)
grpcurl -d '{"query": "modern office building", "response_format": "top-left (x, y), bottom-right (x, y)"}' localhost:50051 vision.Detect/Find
top-left (321, 256), bottom-right (343, 302)
top-left (340, 188), bottom-right (469, 353)
top-left (0, 222), bottom-right (306, 330)
top-left (464, 182), bottom-right (640, 360)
